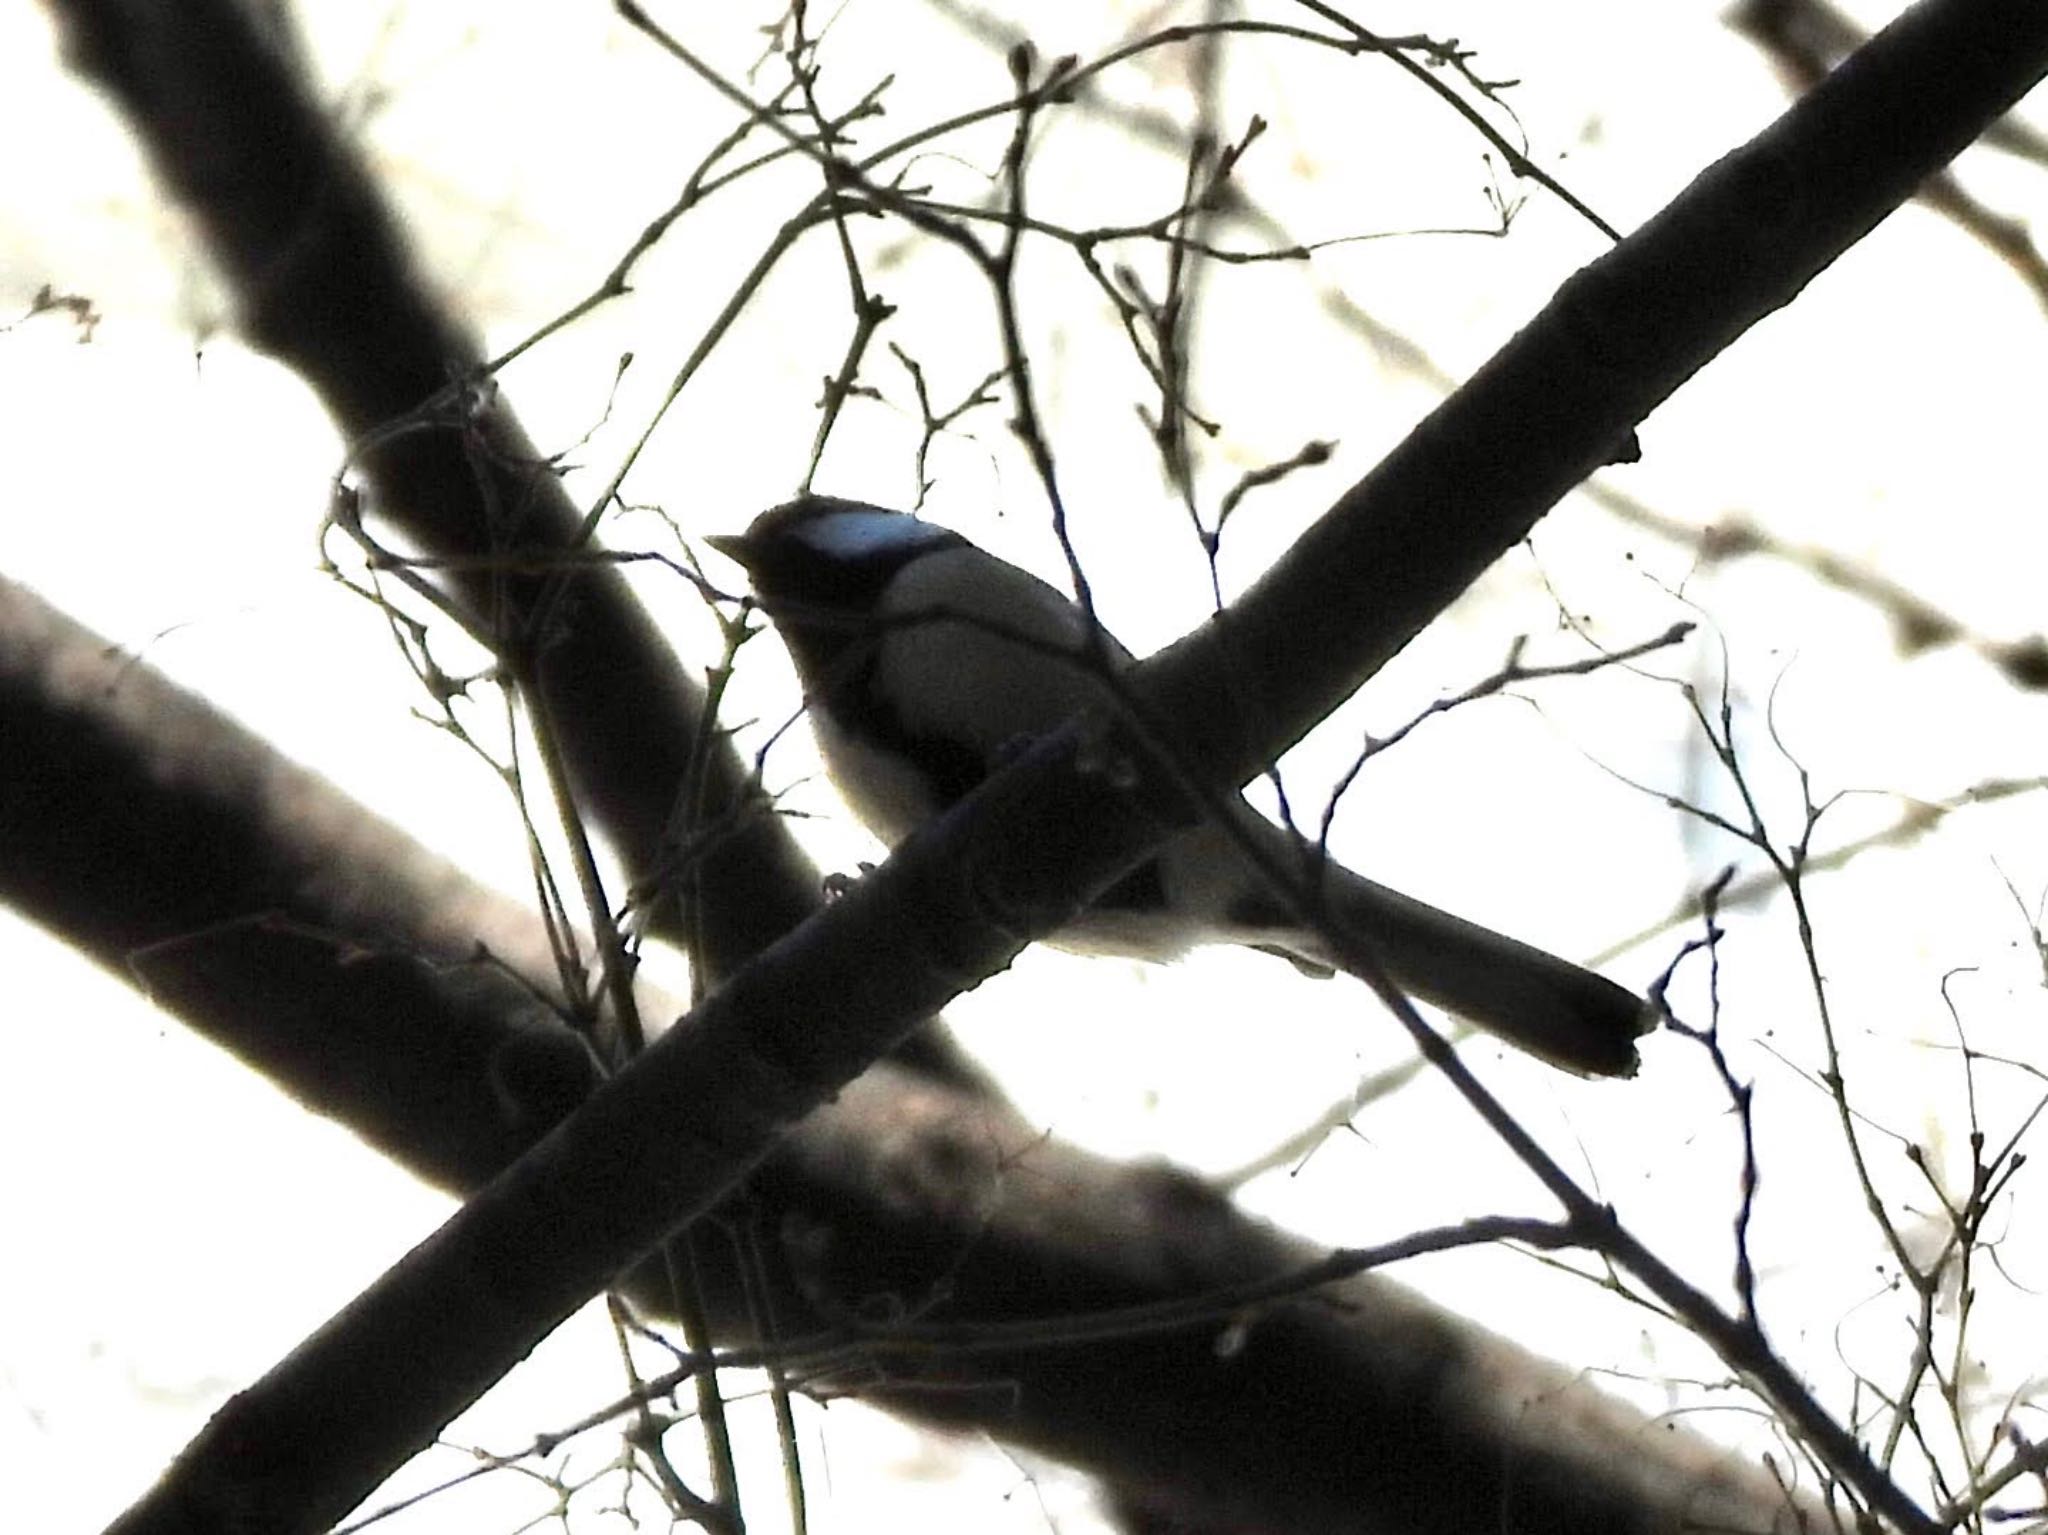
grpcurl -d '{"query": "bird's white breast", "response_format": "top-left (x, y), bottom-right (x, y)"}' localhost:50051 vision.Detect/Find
top-left (807, 704), bottom-right (947, 848)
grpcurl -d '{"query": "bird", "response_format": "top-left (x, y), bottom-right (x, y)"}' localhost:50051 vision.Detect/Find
top-left (707, 495), bottom-right (1650, 1077)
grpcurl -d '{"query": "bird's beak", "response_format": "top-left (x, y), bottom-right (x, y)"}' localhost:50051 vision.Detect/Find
top-left (703, 532), bottom-right (753, 568)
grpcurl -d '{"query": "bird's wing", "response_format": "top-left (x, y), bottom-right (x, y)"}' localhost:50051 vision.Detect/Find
top-left (868, 546), bottom-right (1136, 764)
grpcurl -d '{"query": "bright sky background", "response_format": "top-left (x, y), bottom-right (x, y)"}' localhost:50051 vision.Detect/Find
top-left (5, 3), bottom-right (2047, 1531)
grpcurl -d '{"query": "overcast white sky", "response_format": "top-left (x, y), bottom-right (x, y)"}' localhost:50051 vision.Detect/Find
top-left (6, 3), bottom-right (2047, 1531)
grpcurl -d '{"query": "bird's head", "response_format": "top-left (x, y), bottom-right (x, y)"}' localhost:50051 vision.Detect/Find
top-left (707, 496), bottom-right (963, 611)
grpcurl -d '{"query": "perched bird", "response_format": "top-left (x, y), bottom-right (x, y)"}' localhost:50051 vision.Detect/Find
top-left (708, 495), bottom-right (1649, 1077)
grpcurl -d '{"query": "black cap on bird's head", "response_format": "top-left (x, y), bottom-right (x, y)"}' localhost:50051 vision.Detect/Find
top-left (707, 496), bottom-right (964, 609)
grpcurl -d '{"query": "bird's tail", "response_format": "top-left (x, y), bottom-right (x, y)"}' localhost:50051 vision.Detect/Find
top-left (1208, 817), bottom-right (1651, 1077)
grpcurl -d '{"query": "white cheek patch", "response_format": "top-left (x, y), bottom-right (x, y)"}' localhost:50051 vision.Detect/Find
top-left (798, 511), bottom-right (950, 562)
